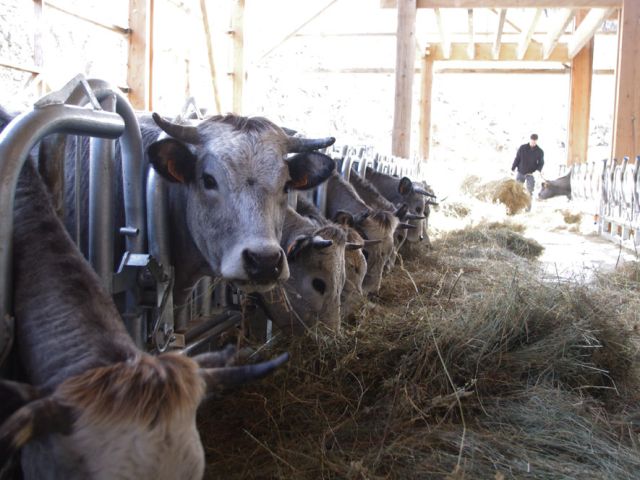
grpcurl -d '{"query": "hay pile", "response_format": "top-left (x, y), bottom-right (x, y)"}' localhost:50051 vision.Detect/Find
top-left (461, 176), bottom-right (531, 215)
top-left (198, 222), bottom-right (640, 479)
top-left (559, 209), bottom-right (582, 225)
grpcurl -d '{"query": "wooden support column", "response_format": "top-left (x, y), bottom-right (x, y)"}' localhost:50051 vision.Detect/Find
top-left (230, 0), bottom-right (245, 114)
top-left (127, 0), bottom-right (152, 110)
top-left (200, 0), bottom-right (221, 114)
top-left (391, 0), bottom-right (417, 158)
top-left (612, 0), bottom-right (640, 161)
top-left (567, 10), bottom-right (594, 166)
top-left (418, 53), bottom-right (434, 162)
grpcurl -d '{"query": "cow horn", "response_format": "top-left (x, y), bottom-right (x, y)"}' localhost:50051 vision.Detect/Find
top-left (281, 126), bottom-right (297, 136)
top-left (152, 112), bottom-right (200, 144)
top-left (200, 353), bottom-right (289, 389)
top-left (398, 223), bottom-right (416, 230)
top-left (287, 136), bottom-right (336, 153)
top-left (312, 236), bottom-right (333, 249)
top-left (345, 242), bottom-right (364, 251)
top-left (405, 213), bottom-right (426, 220)
top-left (363, 239), bottom-right (382, 247)
top-left (394, 204), bottom-right (408, 219)
top-left (414, 187), bottom-right (436, 198)
top-left (425, 200), bottom-right (439, 206)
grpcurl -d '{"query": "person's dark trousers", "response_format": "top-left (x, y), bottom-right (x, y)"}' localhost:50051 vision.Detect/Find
top-left (516, 172), bottom-right (535, 195)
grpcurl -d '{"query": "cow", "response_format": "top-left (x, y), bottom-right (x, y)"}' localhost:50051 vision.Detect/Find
top-left (0, 157), bottom-right (288, 479)
top-left (295, 196), bottom-right (367, 321)
top-left (538, 171), bottom-right (572, 200)
top-left (62, 112), bottom-right (336, 328)
top-left (256, 206), bottom-right (348, 334)
top-left (325, 172), bottom-right (397, 293)
top-left (364, 167), bottom-right (436, 244)
top-left (347, 169), bottom-right (420, 268)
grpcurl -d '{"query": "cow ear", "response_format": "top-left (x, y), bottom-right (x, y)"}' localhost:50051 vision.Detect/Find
top-left (147, 138), bottom-right (196, 184)
top-left (0, 397), bottom-right (75, 466)
top-left (286, 152), bottom-right (335, 191)
top-left (398, 177), bottom-right (413, 196)
top-left (333, 211), bottom-right (355, 228)
top-left (0, 380), bottom-right (42, 425)
top-left (286, 235), bottom-right (313, 260)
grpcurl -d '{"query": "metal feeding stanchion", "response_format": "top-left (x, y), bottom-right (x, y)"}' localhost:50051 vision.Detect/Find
top-left (0, 102), bottom-right (124, 366)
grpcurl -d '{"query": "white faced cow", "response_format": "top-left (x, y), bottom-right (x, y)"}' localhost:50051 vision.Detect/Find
top-left (0, 159), bottom-right (288, 479)
top-left (63, 113), bottom-right (336, 324)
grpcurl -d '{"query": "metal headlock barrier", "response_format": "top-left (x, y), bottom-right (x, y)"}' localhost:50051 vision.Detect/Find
top-left (0, 76), bottom-right (423, 365)
top-left (559, 155), bottom-right (640, 249)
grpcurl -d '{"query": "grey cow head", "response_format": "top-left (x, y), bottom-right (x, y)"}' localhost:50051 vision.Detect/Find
top-left (335, 210), bottom-right (395, 294)
top-left (264, 219), bottom-right (347, 334)
top-left (147, 114), bottom-right (335, 292)
top-left (397, 177), bottom-right (433, 243)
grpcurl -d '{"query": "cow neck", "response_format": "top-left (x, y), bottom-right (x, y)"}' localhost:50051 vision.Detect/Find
top-left (166, 184), bottom-right (212, 307)
top-left (12, 160), bottom-right (137, 390)
top-left (325, 173), bottom-right (370, 220)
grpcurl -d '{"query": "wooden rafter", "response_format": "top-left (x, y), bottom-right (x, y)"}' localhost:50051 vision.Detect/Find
top-left (492, 8), bottom-right (507, 60)
top-left (127, 0), bottom-right (152, 110)
top-left (516, 8), bottom-right (543, 60)
top-left (542, 8), bottom-right (576, 59)
top-left (434, 8), bottom-right (450, 59)
top-left (256, 0), bottom-right (339, 62)
top-left (467, 9), bottom-right (475, 59)
top-left (430, 41), bottom-right (569, 61)
top-left (567, 7), bottom-right (614, 58)
top-left (382, 0), bottom-right (621, 7)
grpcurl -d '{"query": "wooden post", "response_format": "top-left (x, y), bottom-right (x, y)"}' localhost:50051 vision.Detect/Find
top-left (33, 0), bottom-right (45, 96)
top-left (127, 0), bottom-right (152, 110)
top-left (200, 0), bottom-right (222, 114)
top-left (418, 53), bottom-right (434, 162)
top-left (612, 0), bottom-right (640, 161)
top-left (567, 10), bottom-right (594, 166)
top-left (391, 0), bottom-right (417, 158)
top-left (230, 0), bottom-right (245, 114)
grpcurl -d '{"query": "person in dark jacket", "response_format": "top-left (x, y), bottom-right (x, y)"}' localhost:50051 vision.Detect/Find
top-left (512, 133), bottom-right (544, 200)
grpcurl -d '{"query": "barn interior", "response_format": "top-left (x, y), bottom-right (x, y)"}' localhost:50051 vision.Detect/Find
top-left (1, 0), bottom-right (640, 478)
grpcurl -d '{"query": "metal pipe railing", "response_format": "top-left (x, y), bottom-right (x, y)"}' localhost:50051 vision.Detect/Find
top-left (88, 94), bottom-right (117, 292)
top-left (0, 104), bottom-right (124, 365)
top-left (68, 79), bottom-right (146, 255)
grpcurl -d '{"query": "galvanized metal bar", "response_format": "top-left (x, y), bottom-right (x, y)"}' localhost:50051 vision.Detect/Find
top-left (196, 277), bottom-right (213, 317)
top-left (89, 94), bottom-right (117, 292)
top-left (68, 79), bottom-right (146, 255)
top-left (341, 154), bottom-right (353, 181)
top-left (0, 104), bottom-right (124, 364)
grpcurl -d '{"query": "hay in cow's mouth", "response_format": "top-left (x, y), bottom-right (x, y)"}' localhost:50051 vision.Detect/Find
top-left (198, 221), bottom-right (640, 479)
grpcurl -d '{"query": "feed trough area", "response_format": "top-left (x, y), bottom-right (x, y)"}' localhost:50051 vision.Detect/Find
top-left (1, 1), bottom-right (639, 479)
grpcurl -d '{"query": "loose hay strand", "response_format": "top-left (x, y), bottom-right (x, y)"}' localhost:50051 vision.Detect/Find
top-left (198, 221), bottom-right (640, 479)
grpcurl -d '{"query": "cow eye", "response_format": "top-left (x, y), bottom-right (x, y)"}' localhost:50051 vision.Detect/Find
top-left (202, 173), bottom-right (218, 190)
top-left (312, 278), bottom-right (326, 295)
top-left (283, 182), bottom-right (291, 194)
top-left (363, 250), bottom-right (369, 261)
top-left (415, 206), bottom-right (422, 214)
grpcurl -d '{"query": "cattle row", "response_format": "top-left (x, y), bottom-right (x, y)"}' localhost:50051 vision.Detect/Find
top-left (0, 77), bottom-right (435, 478)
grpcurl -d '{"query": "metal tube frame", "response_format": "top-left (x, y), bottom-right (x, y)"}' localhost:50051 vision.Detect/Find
top-left (0, 104), bottom-right (124, 365)
top-left (89, 94), bottom-right (117, 292)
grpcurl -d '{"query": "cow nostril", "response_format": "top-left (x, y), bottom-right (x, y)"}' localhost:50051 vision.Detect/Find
top-left (312, 278), bottom-right (326, 295)
top-left (242, 248), bottom-right (285, 281)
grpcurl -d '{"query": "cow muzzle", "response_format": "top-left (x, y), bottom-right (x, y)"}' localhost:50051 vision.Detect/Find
top-left (242, 247), bottom-right (286, 285)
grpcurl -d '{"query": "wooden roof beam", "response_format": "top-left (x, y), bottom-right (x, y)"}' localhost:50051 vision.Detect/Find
top-left (467, 9), bottom-right (475, 59)
top-left (430, 41), bottom-right (569, 61)
top-left (567, 7), bottom-right (615, 58)
top-left (434, 8), bottom-right (451, 59)
top-left (542, 8), bottom-right (576, 59)
top-left (517, 8), bottom-right (543, 60)
top-left (382, 0), bottom-right (622, 7)
top-left (492, 8), bottom-right (507, 60)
